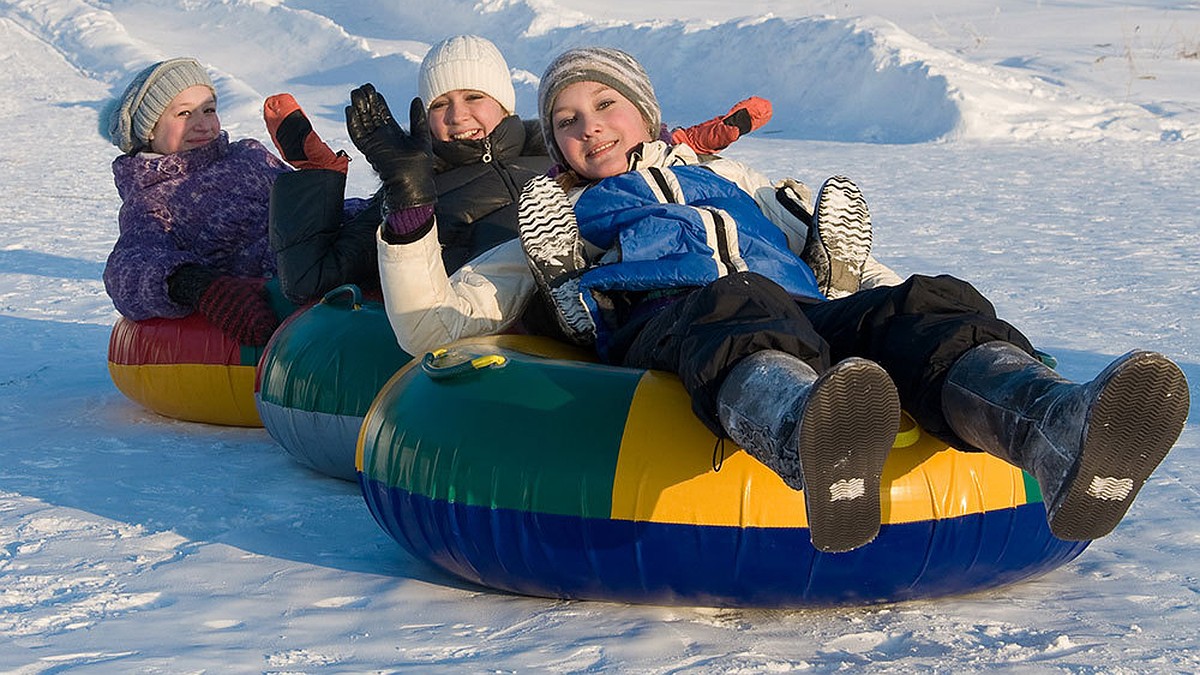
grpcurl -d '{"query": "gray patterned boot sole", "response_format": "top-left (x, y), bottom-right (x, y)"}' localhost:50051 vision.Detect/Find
top-left (1048, 351), bottom-right (1189, 540)
top-left (797, 357), bottom-right (900, 553)
top-left (806, 175), bottom-right (872, 298)
top-left (518, 176), bottom-right (594, 342)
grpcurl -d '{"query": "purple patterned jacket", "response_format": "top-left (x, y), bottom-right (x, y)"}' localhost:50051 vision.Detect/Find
top-left (103, 132), bottom-right (290, 320)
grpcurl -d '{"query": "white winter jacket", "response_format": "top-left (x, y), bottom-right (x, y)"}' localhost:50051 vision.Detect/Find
top-left (377, 142), bottom-right (901, 356)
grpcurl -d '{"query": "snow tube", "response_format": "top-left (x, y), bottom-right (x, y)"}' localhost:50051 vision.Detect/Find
top-left (107, 313), bottom-right (266, 427)
top-left (358, 334), bottom-right (1090, 607)
top-left (256, 285), bottom-right (412, 481)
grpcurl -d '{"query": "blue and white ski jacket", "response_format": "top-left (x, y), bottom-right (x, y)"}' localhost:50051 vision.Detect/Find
top-left (570, 144), bottom-right (824, 352)
top-left (376, 140), bottom-right (901, 358)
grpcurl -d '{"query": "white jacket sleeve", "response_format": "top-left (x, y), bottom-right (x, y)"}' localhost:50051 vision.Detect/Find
top-left (376, 227), bottom-right (535, 355)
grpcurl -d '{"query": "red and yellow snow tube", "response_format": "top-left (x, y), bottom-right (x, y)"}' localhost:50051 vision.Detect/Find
top-left (107, 313), bottom-right (265, 427)
top-left (358, 334), bottom-right (1089, 607)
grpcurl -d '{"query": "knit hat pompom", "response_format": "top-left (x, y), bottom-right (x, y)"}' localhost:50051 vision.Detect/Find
top-left (106, 57), bottom-right (214, 154)
top-left (537, 47), bottom-right (662, 167)
top-left (418, 35), bottom-right (516, 114)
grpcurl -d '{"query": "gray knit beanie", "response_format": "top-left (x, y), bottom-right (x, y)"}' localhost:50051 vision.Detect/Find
top-left (537, 47), bottom-right (662, 167)
top-left (106, 57), bottom-right (214, 154)
top-left (418, 35), bottom-right (516, 114)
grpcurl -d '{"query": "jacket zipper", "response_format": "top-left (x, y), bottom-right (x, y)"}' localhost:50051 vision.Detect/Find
top-left (485, 137), bottom-right (522, 198)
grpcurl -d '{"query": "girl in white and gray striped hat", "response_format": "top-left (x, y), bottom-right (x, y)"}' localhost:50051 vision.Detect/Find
top-left (369, 46), bottom-right (1188, 554)
top-left (516, 46), bottom-right (1189, 555)
top-left (536, 46), bottom-right (663, 170)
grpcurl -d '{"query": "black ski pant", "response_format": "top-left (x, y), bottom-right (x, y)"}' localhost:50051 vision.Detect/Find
top-left (610, 271), bottom-right (1035, 449)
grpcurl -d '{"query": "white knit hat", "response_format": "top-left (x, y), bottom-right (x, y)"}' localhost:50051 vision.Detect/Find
top-left (105, 57), bottom-right (214, 154)
top-left (418, 35), bottom-right (516, 114)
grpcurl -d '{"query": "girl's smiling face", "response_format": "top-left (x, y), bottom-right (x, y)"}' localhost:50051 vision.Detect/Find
top-left (427, 89), bottom-right (509, 143)
top-left (551, 81), bottom-right (653, 180)
top-left (149, 85), bottom-right (220, 154)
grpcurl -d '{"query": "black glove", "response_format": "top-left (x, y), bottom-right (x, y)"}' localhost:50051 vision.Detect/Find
top-left (345, 84), bottom-right (436, 212)
top-left (167, 264), bottom-right (220, 307)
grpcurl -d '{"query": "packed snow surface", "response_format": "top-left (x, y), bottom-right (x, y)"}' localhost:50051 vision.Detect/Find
top-left (0, 0), bottom-right (1197, 671)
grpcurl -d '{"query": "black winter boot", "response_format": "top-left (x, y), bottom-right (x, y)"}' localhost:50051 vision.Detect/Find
top-left (716, 350), bottom-right (901, 552)
top-left (942, 341), bottom-right (1189, 541)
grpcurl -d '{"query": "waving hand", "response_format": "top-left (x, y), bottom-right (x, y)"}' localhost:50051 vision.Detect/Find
top-left (345, 83), bottom-right (436, 211)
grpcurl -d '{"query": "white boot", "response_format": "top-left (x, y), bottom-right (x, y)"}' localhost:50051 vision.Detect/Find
top-left (717, 350), bottom-right (900, 552)
top-left (802, 175), bottom-right (872, 299)
top-left (518, 175), bottom-right (595, 345)
top-left (942, 341), bottom-right (1189, 541)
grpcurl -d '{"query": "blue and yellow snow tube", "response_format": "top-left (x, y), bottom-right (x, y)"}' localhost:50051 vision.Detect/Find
top-left (358, 335), bottom-right (1089, 607)
top-left (257, 285), bottom-right (412, 481)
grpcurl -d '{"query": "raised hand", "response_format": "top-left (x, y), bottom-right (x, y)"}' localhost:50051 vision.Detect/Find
top-left (671, 96), bottom-right (773, 155)
top-left (345, 83), bottom-right (436, 211)
top-left (264, 93), bottom-right (349, 173)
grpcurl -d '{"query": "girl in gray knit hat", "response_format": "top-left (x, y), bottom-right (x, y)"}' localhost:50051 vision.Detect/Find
top-left (366, 46), bottom-right (1188, 555)
top-left (105, 57), bottom-right (215, 155)
top-left (102, 57), bottom-right (293, 347)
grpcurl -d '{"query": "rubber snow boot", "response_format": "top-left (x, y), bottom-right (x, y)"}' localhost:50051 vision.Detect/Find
top-left (518, 175), bottom-right (595, 345)
top-left (716, 350), bottom-right (901, 552)
top-left (942, 341), bottom-right (1189, 541)
top-left (802, 175), bottom-right (872, 299)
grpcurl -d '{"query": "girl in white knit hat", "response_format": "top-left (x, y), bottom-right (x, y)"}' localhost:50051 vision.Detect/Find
top-left (264, 35), bottom-right (555, 306)
top-left (266, 35), bottom-right (770, 310)
top-left (357, 46), bottom-right (1188, 554)
top-left (418, 35), bottom-right (517, 144)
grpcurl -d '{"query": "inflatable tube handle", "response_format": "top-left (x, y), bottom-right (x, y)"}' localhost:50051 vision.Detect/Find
top-left (421, 348), bottom-right (508, 380)
top-left (320, 284), bottom-right (363, 310)
top-left (890, 411), bottom-right (922, 448)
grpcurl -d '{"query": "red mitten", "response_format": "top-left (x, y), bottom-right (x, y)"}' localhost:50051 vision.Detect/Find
top-left (671, 96), bottom-right (774, 154)
top-left (197, 276), bottom-right (280, 347)
top-left (264, 93), bottom-right (350, 173)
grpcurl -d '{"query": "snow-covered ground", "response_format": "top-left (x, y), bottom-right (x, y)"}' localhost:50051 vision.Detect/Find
top-left (1, 0), bottom-right (1198, 671)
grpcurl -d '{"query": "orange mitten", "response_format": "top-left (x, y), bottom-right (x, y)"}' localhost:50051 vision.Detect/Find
top-left (671, 96), bottom-right (773, 155)
top-left (264, 93), bottom-right (349, 173)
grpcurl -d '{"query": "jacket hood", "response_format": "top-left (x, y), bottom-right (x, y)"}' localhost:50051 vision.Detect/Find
top-left (625, 140), bottom-right (700, 171)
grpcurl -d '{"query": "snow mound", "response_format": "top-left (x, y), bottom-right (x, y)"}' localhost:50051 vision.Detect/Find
top-left (2, 0), bottom-right (1184, 144)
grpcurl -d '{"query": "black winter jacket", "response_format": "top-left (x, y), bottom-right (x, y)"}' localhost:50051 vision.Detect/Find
top-left (270, 115), bottom-right (551, 304)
